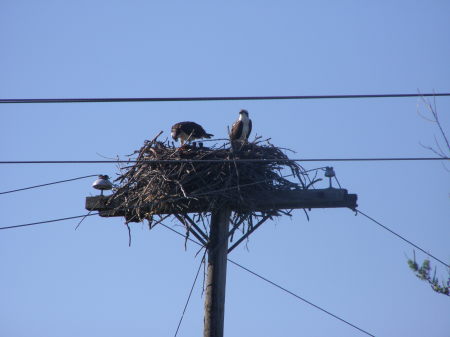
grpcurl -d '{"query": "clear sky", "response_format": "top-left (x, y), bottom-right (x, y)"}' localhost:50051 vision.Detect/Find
top-left (1, 1), bottom-right (449, 336)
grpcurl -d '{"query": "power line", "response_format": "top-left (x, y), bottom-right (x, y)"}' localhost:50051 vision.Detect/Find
top-left (0, 174), bottom-right (98, 195)
top-left (173, 249), bottom-right (207, 337)
top-left (227, 259), bottom-right (376, 337)
top-left (1, 92), bottom-right (450, 104)
top-left (159, 223), bottom-right (375, 337)
top-left (0, 213), bottom-right (99, 230)
top-left (0, 157), bottom-right (447, 165)
top-left (356, 209), bottom-right (449, 269)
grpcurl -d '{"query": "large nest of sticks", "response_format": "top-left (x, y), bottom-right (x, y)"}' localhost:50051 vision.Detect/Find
top-left (108, 135), bottom-right (319, 244)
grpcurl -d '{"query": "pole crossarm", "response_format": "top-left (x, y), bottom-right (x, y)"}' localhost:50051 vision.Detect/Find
top-left (85, 188), bottom-right (357, 218)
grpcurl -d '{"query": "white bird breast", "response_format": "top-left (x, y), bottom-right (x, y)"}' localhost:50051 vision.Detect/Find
top-left (241, 121), bottom-right (249, 139)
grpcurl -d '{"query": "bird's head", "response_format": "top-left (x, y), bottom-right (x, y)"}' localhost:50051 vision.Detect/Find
top-left (239, 109), bottom-right (249, 117)
top-left (171, 126), bottom-right (179, 140)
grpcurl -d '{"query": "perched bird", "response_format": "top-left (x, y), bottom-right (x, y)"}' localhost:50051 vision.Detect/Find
top-left (230, 109), bottom-right (252, 142)
top-left (171, 121), bottom-right (214, 145)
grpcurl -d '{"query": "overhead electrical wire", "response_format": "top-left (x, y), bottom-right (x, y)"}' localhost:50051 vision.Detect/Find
top-left (0, 157), bottom-right (447, 165)
top-left (173, 249), bottom-right (207, 337)
top-left (1, 92), bottom-right (449, 104)
top-left (227, 259), bottom-right (376, 337)
top-left (0, 213), bottom-right (99, 230)
top-left (159, 223), bottom-right (376, 337)
top-left (0, 174), bottom-right (99, 195)
top-left (356, 209), bottom-right (449, 269)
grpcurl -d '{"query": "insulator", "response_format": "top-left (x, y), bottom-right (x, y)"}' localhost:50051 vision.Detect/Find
top-left (92, 175), bottom-right (113, 191)
top-left (324, 167), bottom-right (335, 178)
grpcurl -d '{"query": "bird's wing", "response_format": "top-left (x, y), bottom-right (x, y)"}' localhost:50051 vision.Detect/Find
top-left (183, 121), bottom-right (209, 137)
top-left (247, 119), bottom-right (252, 139)
top-left (230, 120), bottom-right (242, 140)
top-left (193, 123), bottom-right (208, 137)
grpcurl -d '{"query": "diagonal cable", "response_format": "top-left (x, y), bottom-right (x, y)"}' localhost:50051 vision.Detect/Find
top-left (0, 213), bottom-right (99, 230)
top-left (173, 249), bottom-right (207, 337)
top-left (0, 174), bottom-right (99, 195)
top-left (356, 209), bottom-right (449, 269)
top-left (160, 223), bottom-right (376, 337)
top-left (227, 259), bottom-right (376, 337)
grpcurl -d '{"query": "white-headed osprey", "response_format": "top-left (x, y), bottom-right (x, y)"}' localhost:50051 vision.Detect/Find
top-left (230, 109), bottom-right (252, 142)
top-left (171, 121), bottom-right (213, 145)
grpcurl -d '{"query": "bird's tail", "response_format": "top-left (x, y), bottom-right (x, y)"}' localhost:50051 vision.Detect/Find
top-left (205, 133), bottom-right (214, 138)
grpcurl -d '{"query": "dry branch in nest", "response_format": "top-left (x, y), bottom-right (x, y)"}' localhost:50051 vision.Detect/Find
top-left (108, 135), bottom-right (319, 247)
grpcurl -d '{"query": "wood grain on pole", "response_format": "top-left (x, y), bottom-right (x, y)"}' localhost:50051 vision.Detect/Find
top-left (203, 207), bottom-right (231, 337)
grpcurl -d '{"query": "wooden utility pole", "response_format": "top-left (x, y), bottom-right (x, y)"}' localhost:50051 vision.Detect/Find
top-left (86, 188), bottom-right (357, 337)
top-left (203, 207), bottom-right (231, 337)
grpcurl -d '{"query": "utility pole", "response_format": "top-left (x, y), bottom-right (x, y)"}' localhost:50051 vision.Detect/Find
top-left (203, 207), bottom-right (231, 337)
top-left (86, 188), bottom-right (357, 337)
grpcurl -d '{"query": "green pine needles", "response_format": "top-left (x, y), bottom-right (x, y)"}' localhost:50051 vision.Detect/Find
top-left (408, 252), bottom-right (450, 296)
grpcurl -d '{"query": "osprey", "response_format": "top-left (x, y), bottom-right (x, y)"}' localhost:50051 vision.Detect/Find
top-left (230, 109), bottom-right (252, 142)
top-left (171, 121), bottom-right (214, 145)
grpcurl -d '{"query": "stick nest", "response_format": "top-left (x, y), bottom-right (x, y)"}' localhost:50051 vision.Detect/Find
top-left (108, 135), bottom-right (318, 246)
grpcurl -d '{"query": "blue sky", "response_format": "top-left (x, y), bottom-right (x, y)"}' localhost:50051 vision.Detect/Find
top-left (1, 1), bottom-right (449, 336)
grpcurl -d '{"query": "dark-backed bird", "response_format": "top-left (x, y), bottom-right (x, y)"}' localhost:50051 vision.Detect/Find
top-left (230, 109), bottom-right (252, 142)
top-left (171, 121), bottom-right (214, 145)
